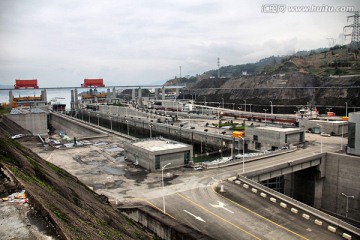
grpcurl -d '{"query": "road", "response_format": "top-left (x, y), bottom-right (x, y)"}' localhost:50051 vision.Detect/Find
top-left (146, 182), bottom-right (342, 239)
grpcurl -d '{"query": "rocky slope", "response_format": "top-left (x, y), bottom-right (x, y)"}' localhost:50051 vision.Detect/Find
top-left (0, 116), bottom-right (155, 240)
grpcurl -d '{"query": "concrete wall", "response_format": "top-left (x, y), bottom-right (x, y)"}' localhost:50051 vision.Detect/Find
top-left (50, 113), bottom-right (105, 139)
top-left (321, 153), bottom-right (360, 223)
top-left (119, 206), bottom-right (213, 240)
top-left (7, 112), bottom-right (48, 136)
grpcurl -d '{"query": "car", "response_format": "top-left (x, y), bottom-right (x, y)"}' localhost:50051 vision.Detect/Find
top-left (11, 134), bottom-right (24, 139)
top-left (194, 166), bottom-right (204, 171)
top-left (320, 132), bottom-right (331, 137)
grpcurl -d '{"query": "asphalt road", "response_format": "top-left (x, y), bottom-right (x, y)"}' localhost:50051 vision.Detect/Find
top-left (147, 182), bottom-right (343, 240)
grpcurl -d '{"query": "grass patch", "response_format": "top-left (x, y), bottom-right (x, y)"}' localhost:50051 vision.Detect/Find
top-left (52, 208), bottom-right (69, 223)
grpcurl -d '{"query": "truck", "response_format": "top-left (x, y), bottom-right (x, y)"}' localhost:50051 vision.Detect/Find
top-left (232, 131), bottom-right (245, 138)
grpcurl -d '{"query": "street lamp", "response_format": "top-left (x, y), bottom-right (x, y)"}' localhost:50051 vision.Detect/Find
top-left (96, 114), bottom-right (100, 126)
top-left (341, 193), bottom-right (354, 218)
top-left (243, 100), bottom-right (246, 112)
top-left (263, 109), bottom-right (268, 126)
top-left (345, 102), bottom-right (348, 117)
top-left (179, 124), bottom-right (183, 141)
top-left (317, 123), bottom-right (322, 153)
top-left (109, 116), bottom-right (112, 130)
top-left (270, 101), bottom-right (273, 115)
top-left (232, 103), bottom-right (235, 111)
top-left (126, 120), bottom-right (129, 136)
top-left (88, 111), bottom-right (91, 123)
top-left (149, 124), bottom-right (153, 138)
top-left (162, 162), bottom-right (171, 214)
top-left (239, 137), bottom-right (245, 173)
top-left (249, 104), bottom-right (252, 113)
top-left (204, 96), bottom-right (206, 106)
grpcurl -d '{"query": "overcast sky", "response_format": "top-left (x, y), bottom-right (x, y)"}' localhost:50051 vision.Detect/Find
top-left (0, 0), bottom-right (359, 87)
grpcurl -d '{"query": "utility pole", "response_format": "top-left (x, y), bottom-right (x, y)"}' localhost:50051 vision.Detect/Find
top-left (344, 11), bottom-right (360, 60)
top-left (217, 57), bottom-right (220, 78)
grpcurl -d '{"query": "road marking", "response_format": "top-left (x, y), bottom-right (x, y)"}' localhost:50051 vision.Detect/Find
top-left (211, 185), bottom-right (309, 240)
top-left (210, 201), bottom-right (234, 214)
top-left (183, 210), bottom-right (206, 222)
top-left (177, 192), bottom-right (261, 240)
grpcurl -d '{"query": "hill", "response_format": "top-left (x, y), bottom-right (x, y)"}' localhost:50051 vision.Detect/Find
top-left (163, 45), bottom-right (360, 115)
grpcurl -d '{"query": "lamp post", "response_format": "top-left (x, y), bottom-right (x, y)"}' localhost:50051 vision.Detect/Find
top-left (109, 116), bottom-right (112, 130)
top-left (221, 98), bottom-right (224, 109)
top-left (179, 124), bottom-right (183, 141)
top-left (243, 100), bottom-right (246, 112)
top-left (263, 109), bottom-right (268, 126)
top-left (341, 193), bottom-right (355, 218)
top-left (204, 96), bottom-right (206, 106)
top-left (126, 120), bottom-right (129, 136)
top-left (345, 102), bottom-right (348, 117)
top-left (97, 114), bottom-right (100, 126)
top-left (149, 124), bottom-right (153, 138)
top-left (270, 101), bottom-right (273, 115)
top-left (317, 123), bottom-right (322, 153)
top-left (249, 104), bottom-right (252, 113)
top-left (162, 163), bottom-right (171, 214)
top-left (232, 103), bottom-right (235, 111)
top-left (239, 137), bottom-right (245, 173)
top-left (88, 111), bottom-right (91, 123)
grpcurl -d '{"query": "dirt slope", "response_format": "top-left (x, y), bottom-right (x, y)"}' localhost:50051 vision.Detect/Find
top-left (0, 116), bottom-right (155, 240)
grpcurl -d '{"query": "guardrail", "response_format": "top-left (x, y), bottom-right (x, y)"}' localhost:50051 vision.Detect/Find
top-left (225, 175), bottom-right (360, 239)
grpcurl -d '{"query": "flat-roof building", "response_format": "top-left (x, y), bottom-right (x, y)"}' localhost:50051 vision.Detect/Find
top-left (245, 125), bottom-right (305, 151)
top-left (124, 137), bottom-right (193, 171)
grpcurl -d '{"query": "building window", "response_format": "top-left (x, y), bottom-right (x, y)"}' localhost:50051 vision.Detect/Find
top-left (253, 135), bottom-right (258, 141)
top-left (348, 122), bottom-right (356, 148)
top-left (155, 156), bottom-right (160, 170)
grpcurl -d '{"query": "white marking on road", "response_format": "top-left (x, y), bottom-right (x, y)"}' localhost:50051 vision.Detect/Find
top-left (210, 201), bottom-right (234, 213)
top-left (183, 210), bottom-right (206, 222)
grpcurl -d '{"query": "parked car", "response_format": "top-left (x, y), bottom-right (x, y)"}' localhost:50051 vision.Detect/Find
top-left (320, 132), bottom-right (331, 137)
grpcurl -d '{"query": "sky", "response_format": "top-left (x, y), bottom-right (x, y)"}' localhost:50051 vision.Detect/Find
top-left (0, 0), bottom-right (359, 87)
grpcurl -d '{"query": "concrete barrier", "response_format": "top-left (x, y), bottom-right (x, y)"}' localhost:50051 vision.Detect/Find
top-left (270, 197), bottom-right (276, 203)
top-left (291, 208), bottom-right (298, 214)
top-left (314, 219), bottom-right (322, 226)
top-left (342, 233), bottom-right (352, 240)
top-left (251, 188), bottom-right (258, 193)
top-left (280, 202), bottom-right (287, 208)
top-left (260, 193), bottom-right (267, 198)
top-left (243, 184), bottom-right (249, 189)
top-left (234, 180), bottom-right (241, 185)
top-left (302, 214), bottom-right (310, 220)
top-left (327, 226), bottom-right (336, 233)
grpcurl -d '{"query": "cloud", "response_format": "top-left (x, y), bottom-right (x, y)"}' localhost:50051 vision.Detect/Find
top-left (0, 0), bottom-right (359, 87)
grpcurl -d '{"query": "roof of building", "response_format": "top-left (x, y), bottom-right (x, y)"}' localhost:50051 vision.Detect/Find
top-left (132, 138), bottom-right (189, 152)
top-left (254, 126), bottom-right (301, 133)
